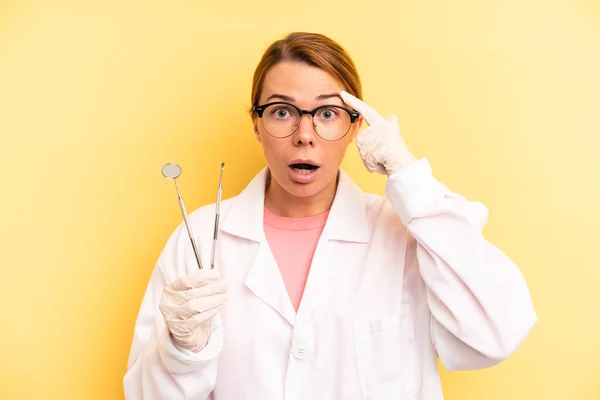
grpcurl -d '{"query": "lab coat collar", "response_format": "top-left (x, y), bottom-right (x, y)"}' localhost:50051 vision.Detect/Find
top-left (221, 167), bottom-right (370, 244)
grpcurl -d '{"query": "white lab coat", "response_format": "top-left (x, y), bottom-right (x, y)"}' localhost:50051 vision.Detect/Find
top-left (123, 158), bottom-right (537, 400)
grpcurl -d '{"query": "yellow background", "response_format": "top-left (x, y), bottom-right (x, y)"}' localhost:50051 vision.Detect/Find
top-left (1, 0), bottom-right (599, 399)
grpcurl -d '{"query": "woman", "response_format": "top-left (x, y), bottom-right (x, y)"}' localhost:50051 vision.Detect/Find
top-left (124, 32), bottom-right (537, 400)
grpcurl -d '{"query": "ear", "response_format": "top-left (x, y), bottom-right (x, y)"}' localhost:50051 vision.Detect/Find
top-left (252, 117), bottom-right (262, 143)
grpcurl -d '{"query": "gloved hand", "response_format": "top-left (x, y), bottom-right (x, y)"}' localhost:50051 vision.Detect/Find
top-left (159, 269), bottom-right (228, 353)
top-left (340, 91), bottom-right (417, 175)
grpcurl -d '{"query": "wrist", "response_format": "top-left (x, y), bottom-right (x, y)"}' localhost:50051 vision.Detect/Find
top-left (386, 150), bottom-right (417, 176)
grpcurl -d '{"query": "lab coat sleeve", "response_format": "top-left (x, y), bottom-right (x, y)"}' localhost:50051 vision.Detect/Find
top-left (385, 158), bottom-right (537, 372)
top-left (123, 261), bottom-right (222, 399)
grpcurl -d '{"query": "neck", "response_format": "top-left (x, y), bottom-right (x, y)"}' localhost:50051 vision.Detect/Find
top-left (264, 171), bottom-right (338, 218)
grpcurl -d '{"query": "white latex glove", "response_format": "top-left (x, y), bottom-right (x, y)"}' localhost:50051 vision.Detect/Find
top-left (340, 91), bottom-right (417, 175)
top-left (159, 269), bottom-right (228, 353)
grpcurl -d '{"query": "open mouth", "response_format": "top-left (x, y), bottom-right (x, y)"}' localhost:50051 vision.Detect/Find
top-left (289, 163), bottom-right (319, 175)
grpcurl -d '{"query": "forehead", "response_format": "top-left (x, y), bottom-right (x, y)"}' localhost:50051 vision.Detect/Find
top-left (260, 61), bottom-right (343, 104)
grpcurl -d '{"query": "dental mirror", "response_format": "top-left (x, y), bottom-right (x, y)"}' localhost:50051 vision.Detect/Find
top-left (162, 163), bottom-right (181, 179)
top-left (161, 162), bottom-right (203, 269)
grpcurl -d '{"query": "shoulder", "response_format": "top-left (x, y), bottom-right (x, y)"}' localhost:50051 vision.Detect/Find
top-left (336, 169), bottom-right (407, 234)
top-left (187, 195), bottom-right (239, 226)
top-left (363, 192), bottom-right (407, 233)
top-left (156, 195), bottom-right (240, 275)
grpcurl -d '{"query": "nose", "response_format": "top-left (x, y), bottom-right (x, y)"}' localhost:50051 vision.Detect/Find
top-left (292, 114), bottom-right (317, 146)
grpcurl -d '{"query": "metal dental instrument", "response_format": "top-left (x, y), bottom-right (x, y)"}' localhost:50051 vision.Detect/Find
top-left (210, 162), bottom-right (225, 269)
top-left (161, 163), bottom-right (204, 270)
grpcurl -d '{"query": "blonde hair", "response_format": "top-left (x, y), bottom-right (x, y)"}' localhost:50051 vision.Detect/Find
top-left (250, 32), bottom-right (362, 113)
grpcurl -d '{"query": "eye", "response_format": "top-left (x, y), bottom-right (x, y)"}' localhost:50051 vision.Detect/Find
top-left (276, 108), bottom-right (289, 118)
top-left (269, 105), bottom-right (295, 120)
top-left (316, 107), bottom-right (339, 121)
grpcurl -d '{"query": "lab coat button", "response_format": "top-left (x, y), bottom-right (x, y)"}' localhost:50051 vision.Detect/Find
top-left (293, 345), bottom-right (306, 359)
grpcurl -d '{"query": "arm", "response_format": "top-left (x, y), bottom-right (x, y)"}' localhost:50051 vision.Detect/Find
top-left (340, 90), bottom-right (537, 371)
top-left (386, 158), bottom-right (537, 371)
top-left (123, 261), bottom-right (222, 399)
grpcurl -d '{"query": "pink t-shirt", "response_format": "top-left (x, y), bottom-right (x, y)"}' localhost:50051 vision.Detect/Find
top-left (263, 206), bottom-right (329, 312)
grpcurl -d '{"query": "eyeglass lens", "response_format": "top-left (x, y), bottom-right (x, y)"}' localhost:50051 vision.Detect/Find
top-left (260, 104), bottom-right (352, 141)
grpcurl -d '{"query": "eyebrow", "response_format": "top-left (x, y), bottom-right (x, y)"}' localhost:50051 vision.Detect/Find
top-left (315, 93), bottom-right (342, 102)
top-left (265, 94), bottom-right (295, 102)
top-left (264, 93), bottom-right (343, 103)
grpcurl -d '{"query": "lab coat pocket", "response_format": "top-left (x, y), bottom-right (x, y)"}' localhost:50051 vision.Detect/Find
top-left (353, 304), bottom-right (422, 400)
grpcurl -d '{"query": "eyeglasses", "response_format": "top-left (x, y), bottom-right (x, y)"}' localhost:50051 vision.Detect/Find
top-left (253, 101), bottom-right (360, 141)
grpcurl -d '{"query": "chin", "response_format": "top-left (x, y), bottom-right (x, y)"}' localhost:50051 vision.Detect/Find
top-left (284, 181), bottom-right (327, 198)
top-left (284, 171), bottom-right (337, 198)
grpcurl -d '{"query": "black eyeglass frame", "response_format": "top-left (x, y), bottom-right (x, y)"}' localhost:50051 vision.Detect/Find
top-left (252, 101), bottom-right (360, 141)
